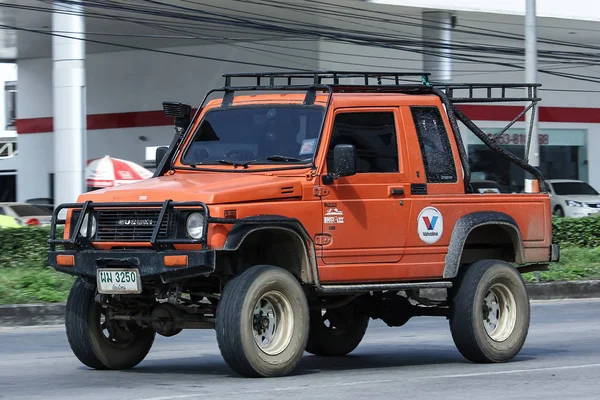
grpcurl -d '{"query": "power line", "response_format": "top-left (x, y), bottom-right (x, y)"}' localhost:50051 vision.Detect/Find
top-left (5, 0), bottom-right (600, 87)
top-left (0, 22), bottom-right (308, 70)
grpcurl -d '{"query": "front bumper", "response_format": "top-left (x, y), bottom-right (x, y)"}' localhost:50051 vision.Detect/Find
top-left (564, 206), bottom-right (600, 218)
top-left (49, 249), bottom-right (216, 284)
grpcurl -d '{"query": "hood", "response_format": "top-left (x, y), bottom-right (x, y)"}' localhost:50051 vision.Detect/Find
top-left (78, 172), bottom-right (306, 204)
top-left (560, 195), bottom-right (600, 204)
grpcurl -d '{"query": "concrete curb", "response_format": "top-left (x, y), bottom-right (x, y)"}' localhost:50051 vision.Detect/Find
top-left (525, 280), bottom-right (600, 300)
top-left (0, 303), bottom-right (66, 327)
top-left (1, 280), bottom-right (599, 327)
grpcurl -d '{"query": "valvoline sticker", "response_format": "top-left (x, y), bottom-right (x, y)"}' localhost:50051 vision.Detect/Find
top-left (417, 206), bottom-right (443, 244)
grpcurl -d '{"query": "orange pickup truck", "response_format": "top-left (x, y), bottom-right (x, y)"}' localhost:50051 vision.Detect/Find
top-left (49, 71), bottom-right (559, 378)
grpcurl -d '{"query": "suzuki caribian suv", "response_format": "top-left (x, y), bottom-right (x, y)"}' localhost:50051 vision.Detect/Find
top-left (48, 71), bottom-right (559, 378)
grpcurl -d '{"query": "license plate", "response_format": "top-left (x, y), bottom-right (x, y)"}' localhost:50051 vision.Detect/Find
top-left (97, 268), bottom-right (142, 294)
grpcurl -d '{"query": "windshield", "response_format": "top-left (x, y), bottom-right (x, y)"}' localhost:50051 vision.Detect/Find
top-left (181, 105), bottom-right (325, 167)
top-left (10, 204), bottom-right (52, 217)
top-left (552, 182), bottom-right (599, 196)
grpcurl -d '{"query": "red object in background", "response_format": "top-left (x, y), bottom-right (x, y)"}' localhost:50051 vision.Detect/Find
top-left (26, 218), bottom-right (40, 226)
top-left (86, 155), bottom-right (154, 188)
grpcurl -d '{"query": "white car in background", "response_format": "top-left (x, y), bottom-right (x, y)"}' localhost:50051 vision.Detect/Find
top-left (0, 202), bottom-right (53, 226)
top-left (546, 179), bottom-right (600, 218)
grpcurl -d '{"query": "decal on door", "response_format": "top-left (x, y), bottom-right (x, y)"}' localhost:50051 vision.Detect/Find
top-left (417, 206), bottom-right (443, 244)
top-left (324, 207), bottom-right (345, 224)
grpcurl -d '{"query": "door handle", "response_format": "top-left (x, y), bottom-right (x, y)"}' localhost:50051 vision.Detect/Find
top-left (390, 187), bottom-right (405, 195)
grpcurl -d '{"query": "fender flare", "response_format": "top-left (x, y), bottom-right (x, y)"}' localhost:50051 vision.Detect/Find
top-left (443, 211), bottom-right (525, 279)
top-left (222, 215), bottom-right (320, 284)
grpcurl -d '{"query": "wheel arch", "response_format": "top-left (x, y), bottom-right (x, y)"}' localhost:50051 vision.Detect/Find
top-left (444, 212), bottom-right (525, 279)
top-left (221, 216), bottom-right (319, 284)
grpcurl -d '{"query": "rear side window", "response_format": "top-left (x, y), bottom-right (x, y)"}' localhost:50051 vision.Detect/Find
top-left (410, 107), bottom-right (457, 183)
top-left (327, 112), bottom-right (399, 173)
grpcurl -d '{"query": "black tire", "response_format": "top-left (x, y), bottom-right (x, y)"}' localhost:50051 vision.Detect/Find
top-left (216, 265), bottom-right (309, 378)
top-left (65, 278), bottom-right (156, 370)
top-left (554, 207), bottom-right (565, 217)
top-left (449, 259), bottom-right (530, 363)
top-left (305, 305), bottom-right (369, 356)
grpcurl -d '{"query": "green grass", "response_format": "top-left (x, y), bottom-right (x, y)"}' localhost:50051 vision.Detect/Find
top-left (0, 265), bottom-right (75, 305)
top-left (0, 247), bottom-right (598, 305)
top-left (522, 246), bottom-right (600, 283)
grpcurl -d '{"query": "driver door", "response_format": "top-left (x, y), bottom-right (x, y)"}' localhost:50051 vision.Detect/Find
top-left (318, 108), bottom-right (412, 282)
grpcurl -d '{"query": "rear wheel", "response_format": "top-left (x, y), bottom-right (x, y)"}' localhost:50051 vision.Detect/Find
top-left (216, 265), bottom-right (309, 377)
top-left (305, 304), bottom-right (369, 356)
top-left (65, 278), bottom-right (155, 370)
top-left (449, 260), bottom-right (530, 363)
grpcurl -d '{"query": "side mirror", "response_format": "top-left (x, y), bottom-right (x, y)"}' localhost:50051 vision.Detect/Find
top-left (155, 146), bottom-right (169, 169)
top-left (334, 144), bottom-right (357, 177)
top-left (323, 144), bottom-right (357, 184)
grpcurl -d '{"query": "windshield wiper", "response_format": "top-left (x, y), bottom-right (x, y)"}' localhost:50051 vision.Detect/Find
top-left (243, 155), bottom-right (305, 166)
top-left (184, 156), bottom-right (306, 170)
top-left (216, 160), bottom-right (248, 168)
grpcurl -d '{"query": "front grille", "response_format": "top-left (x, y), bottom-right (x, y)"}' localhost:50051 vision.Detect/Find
top-left (94, 209), bottom-right (172, 241)
top-left (587, 203), bottom-right (600, 209)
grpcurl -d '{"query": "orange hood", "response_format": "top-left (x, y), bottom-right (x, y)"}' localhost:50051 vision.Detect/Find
top-left (78, 172), bottom-right (306, 204)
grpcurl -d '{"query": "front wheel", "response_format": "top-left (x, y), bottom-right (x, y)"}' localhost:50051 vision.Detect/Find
top-left (65, 278), bottom-right (155, 370)
top-left (215, 265), bottom-right (309, 377)
top-left (449, 260), bottom-right (530, 363)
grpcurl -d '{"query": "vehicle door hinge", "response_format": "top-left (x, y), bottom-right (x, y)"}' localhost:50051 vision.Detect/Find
top-left (305, 170), bottom-right (317, 180)
top-left (314, 186), bottom-right (330, 197)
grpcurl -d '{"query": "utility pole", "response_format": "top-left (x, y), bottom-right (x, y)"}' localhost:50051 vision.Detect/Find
top-left (525, 0), bottom-right (541, 282)
top-left (524, 0), bottom-right (540, 193)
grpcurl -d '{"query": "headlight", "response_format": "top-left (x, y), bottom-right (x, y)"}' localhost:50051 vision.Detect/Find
top-left (186, 212), bottom-right (205, 239)
top-left (79, 214), bottom-right (97, 237)
top-left (566, 200), bottom-right (583, 207)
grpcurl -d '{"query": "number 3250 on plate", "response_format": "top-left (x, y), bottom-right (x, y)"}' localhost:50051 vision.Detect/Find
top-left (97, 268), bottom-right (142, 294)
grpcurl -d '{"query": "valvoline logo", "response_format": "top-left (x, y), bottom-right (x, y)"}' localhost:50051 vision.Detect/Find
top-left (417, 207), bottom-right (444, 244)
top-left (423, 216), bottom-right (438, 231)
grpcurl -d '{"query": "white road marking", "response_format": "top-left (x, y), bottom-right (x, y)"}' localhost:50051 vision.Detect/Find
top-left (434, 362), bottom-right (600, 378)
top-left (530, 298), bottom-right (600, 304)
top-left (140, 379), bottom-right (396, 400)
top-left (138, 362), bottom-right (600, 400)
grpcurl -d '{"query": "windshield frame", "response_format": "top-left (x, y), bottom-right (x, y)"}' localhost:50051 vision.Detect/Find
top-left (175, 103), bottom-right (327, 172)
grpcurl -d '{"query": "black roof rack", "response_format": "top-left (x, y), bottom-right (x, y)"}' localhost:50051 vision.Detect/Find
top-left (156, 70), bottom-right (545, 193)
top-left (223, 70), bottom-right (432, 87)
top-left (219, 70), bottom-right (540, 102)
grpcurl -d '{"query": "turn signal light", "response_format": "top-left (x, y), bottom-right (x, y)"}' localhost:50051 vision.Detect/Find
top-left (164, 255), bottom-right (188, 267)
top-left (224, 210), bottom-right (237, 219)
top-left (56, 255), bottom-right (75, 267)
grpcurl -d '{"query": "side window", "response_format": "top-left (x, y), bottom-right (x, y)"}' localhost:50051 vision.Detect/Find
top-left (410, 106), bottom-right (457, 183)
top-left (327, 112), bottom-right (399, 173)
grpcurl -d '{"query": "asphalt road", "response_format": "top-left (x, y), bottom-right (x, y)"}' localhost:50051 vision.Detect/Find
top-left (1, 299), bottom-right (599, 400)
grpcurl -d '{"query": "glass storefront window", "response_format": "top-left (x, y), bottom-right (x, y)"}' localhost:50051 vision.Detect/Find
top-left (467, 128), bottom-right (588, 193)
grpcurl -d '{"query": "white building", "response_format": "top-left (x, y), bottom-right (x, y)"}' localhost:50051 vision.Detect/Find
top-left (2, 0), bottom-right (600, 203)
top-left (0, 62), bottom-right (17, 201)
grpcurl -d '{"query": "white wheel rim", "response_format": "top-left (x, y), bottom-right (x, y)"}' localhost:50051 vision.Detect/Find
top-left (482, 283), bottom-right (517, 342)
top-left (252, 290), bottom-right (294, 356)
